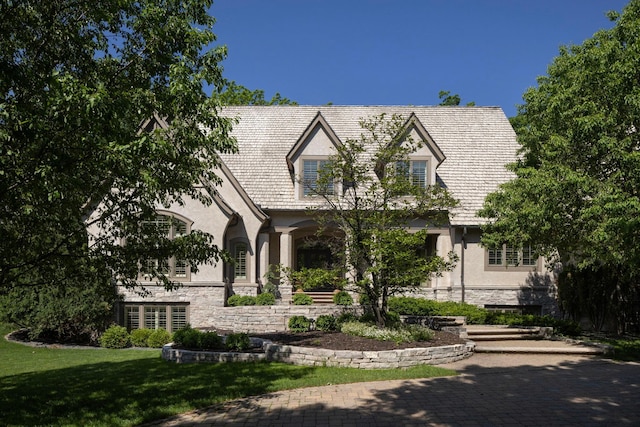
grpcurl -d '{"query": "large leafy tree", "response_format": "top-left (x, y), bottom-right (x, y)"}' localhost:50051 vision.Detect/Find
top-left (479, 1), bottom-right (640, 332)
top-left (217, 80), bottom-right (297, 105)
top-left (309, 114), bottom-right (458, 327)
top-left (0, 0), bottom-right (236, 337)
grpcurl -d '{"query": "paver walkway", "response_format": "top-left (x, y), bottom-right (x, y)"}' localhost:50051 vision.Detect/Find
top-left (147, 352), bottom-right (640, 426)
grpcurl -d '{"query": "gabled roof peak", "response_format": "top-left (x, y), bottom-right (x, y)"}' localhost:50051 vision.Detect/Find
top-left (286, 111), bottom-right (342, 171)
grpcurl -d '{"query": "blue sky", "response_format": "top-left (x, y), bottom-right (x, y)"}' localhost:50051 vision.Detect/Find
top-left (210, 0), bottom-right (628, 117)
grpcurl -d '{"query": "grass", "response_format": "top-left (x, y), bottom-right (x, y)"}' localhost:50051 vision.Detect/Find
top-left (0, 324), bottom-right (456, 426)
top-left (595, 336), bottom-right (640, 361)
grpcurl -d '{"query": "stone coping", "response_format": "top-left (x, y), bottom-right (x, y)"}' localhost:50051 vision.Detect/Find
top-left (162, 337), bottom-right (475, 369)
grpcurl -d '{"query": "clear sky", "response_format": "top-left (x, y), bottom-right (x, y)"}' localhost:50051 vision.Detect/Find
top-left (209, 0), bottom-right (629, 117)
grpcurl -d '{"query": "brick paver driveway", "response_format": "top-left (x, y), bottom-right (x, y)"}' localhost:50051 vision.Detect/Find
top-left (149, 353), bottom-right (640, 426)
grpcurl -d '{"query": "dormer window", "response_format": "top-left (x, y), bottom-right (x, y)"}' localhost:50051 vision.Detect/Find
top-left (396, 159), bottom-right (428, 188)
top-left (303, 159), bottom-right (334, 196)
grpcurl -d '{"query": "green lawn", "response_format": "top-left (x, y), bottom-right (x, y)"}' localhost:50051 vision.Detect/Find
top-left (0, 324), bottom-right (456, 426)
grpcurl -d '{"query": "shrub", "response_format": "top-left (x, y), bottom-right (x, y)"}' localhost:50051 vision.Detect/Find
top-left (387, 296), bottom-right (487, 324)
top-left (256, 292), bottom-right (276, 306)
top-left (99, 325), bottom-right (131, 349)
top-left (336, 312), bottom-right (359, 325)
top-left (315, 315), bottom-right (338, 332)
top-left (198, 331), bottom-right (224, 350)
top-left (288, 315), bottom-right (312, 332)
top-left (225, 333), bottom-right (251, 351)
top-left (172, 325), bottom-right (201, 349)
top-left (405, 324), bottom-right (435, 341)
top-left (292, 293), bottom-right (313, 305)
top-left (130, 328), bottom-right (153, 347)
top-left (385, 311), bottom-right (401, 328)
top-left (333, 291), bottom-right (353, 306)
top-left (289, 267), bottom-right (347, 291)
top-left (147, 328), bottom-right (172, 348)
top-left (227, 295), bottom-right (257, 306)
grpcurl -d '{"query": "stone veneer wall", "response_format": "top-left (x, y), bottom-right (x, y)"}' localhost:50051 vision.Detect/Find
top-left (118, 283), bottom-right (226, 328)
top-left (202, 306), bottom-right (361, 333)
top-left (162, 340), bottom-right (475, 368)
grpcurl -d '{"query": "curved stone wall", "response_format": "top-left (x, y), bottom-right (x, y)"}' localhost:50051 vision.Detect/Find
top-left (162, 339), bottom-right (475, 369)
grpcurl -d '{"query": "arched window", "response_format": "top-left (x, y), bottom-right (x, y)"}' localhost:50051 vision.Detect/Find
top-left (234, 242), bottom-right (248, 281)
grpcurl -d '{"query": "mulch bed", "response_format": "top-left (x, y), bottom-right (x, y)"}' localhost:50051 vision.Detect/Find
top-left (252, 330), bottom-right (466, 352)
top-left (8, 328), bottom-right (466, 352)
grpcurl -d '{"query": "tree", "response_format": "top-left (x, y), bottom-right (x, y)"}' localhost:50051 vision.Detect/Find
top-left (479, 1), bottom-right (640, 332)
top-left (308, 114), bottom-right (458, 327)
top-left (438, 90), bottom-right (475, 106)
top-left (217, 80), bottom-right (297, 105)
top-left (0, 1), bottom-right (235, 337)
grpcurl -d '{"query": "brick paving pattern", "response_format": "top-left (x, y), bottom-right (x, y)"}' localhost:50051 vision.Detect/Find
top-left (147, 354), bottom-right (640, 426)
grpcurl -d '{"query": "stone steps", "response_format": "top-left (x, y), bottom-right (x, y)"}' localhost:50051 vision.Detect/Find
top-left (300, 291), bottom-right (335, 305)
top-left (466, 325), bottom-right (609, 355)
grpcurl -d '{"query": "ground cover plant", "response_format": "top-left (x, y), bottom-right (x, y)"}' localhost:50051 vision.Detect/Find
top-left (0, 324), bottom-right (456, 426)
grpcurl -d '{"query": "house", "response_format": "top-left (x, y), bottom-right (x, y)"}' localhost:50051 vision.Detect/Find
top-left (116, 106), bottom-right (557, 332)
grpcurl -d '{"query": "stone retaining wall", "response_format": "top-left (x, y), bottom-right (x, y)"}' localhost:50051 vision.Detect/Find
top-left (203, 306), bottom-right (362, 333)
top-left (162, 339), bottom-right (475, 368)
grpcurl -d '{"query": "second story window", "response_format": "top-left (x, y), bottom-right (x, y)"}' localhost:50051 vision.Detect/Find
top-left (142, 214), bottom-right (189, 279)
top-left (487, 244), bottom-right (538, 269)
top-left (396, 160), bottom-right (428, 188)
top-left (303, 159), bottom-right (334, 196)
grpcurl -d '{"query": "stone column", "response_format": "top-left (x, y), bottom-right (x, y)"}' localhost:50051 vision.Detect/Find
top-left (279, 229), bottom-right (294, 303)
top-left (257, 232), bottom-right (270, 287)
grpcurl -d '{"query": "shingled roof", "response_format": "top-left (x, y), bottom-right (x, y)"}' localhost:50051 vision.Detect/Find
top-left (218, 105), bottom-right (518, 225)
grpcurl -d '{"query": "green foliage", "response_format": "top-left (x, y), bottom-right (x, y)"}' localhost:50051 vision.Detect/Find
top-left (336, 312), bottom-right (359, 325)
top-left (217, 80), bottom-right (297, 105)
top-left (262, 265), bottom-right (282, 298)
top-left (130, 329), bottom-right (153, 347)
top-left (340, 321), bottom-right (433, 344)
top-left (227, 295), bottom-right (257, 306)
top-left (315, 315), bottom-right (338, 332)
top-left (286, 267), bottom-right (347, 291)
top-left (333, 290), bottom-right (354, 306)
top-left (147, 329), bottom-right (172, 348)
top-left (307, 113), bottom-right (459, 327)
top-left (437, 90), bottom-right (475, 106)
top-left (225, 333), bottom-right (251, 351)
top-left (479, 1), bottom-right (640, 333)
top-left (288, 315), bottom-right (313, 332)
top-left (0, 323), bottom-right (457, 427)
top-left (385, 311), bottom-right (401, 328)
top-left (172, 326), bottom-right (223, 350)
top-left (0, 0), bottom-right (235, 315)
top-left (99, 325), bottom-right (131, 349)
top-left (0, 254), bottom-right (117, 343)
top-left (556, 264), bottom-right (633, 333)
top-left (292, 293), bottom-right (314, 305)
top-left (256, 292), bottom-right (276, 306)
top-left (388, 296), bottom-right (487, 324)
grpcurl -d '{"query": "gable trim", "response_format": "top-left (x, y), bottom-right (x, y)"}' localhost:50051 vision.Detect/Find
top-left (403, 113), bottom-right (446, 166)
top-left (286, 111), bottom-right (342, 172)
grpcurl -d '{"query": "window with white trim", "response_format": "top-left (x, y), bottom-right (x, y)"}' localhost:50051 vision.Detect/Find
top-left (234, 243), bottom-right (248, 280)
top-left (303, 159), bottom-right (334, 196)
top-left (124, 303), bottom-right (188, 333)
top-left (142, 214), bottom-right (189, 279)
top-left (487, 244), bottom-right (538, 269)
top-left (396, 159), bottom-right (428, 188)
